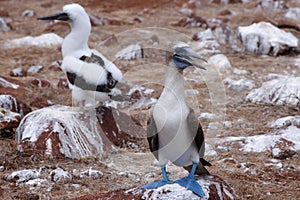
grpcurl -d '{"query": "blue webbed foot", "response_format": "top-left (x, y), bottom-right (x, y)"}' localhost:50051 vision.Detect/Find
top-left (175, 176), bottom-right (204, 197)
top-left (141, 179), bottom-right (172, 189)
top-left (141, 165), bottom-right (172, 189)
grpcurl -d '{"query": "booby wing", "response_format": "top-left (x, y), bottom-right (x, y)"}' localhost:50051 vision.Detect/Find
top-left (184, 108), bottom-right (211, 175)
top-left (146, 114), bottom-right (159, 160)
top-left (62, 55), bottom-right (116, 93)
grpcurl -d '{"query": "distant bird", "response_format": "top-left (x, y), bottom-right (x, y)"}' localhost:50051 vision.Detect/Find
top-left (38, 4), bottom-right (122, 107)
top-left (141, 42), bottom-right (211, 197)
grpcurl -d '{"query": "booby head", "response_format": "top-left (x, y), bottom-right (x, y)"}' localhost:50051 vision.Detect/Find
top-left (38, 4), bottom-right (90, 28)
top-left (169, 42), bottom-right (207, 70)
top-left (38, 4), bottom-right (91, 57)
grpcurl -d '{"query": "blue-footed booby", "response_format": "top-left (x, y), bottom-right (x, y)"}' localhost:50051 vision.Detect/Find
top-left (38, 4), bottom-right (122, 107)
top-left (141, 42), bottom-right (211, 197)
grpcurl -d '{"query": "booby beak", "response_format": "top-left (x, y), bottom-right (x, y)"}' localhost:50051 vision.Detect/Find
top-left (38, 12), bottom-right (70, 21)
top-left (175, 46), bottom-right (207, 70)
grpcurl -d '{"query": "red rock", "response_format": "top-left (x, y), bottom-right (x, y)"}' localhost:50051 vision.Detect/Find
top-left (57, 78), bottom-right (69, 89)
top-left (172, 15), bottom-right (207, 28)
top-left (89, 14), bottom-right (127, 26)
top-left (29, 78), bottom-right (51, 88)
top-left (0, 108), bottom-right (21, 138)
top-left (9, 67), bottom-right (27, 77)
top-left (95, 106), bottom-right (145, 149)
top-left (48, 60), bottom-right (62, 71)
top-left (17, 105), bottom-right (146, 159)
top-left (72, 175), bottom-right (238, 200)
top-left (0, 94), bottom-right (32, 117)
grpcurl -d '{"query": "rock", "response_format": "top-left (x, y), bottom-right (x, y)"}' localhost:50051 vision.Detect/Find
top-left (29, 78), bottom-right (51, 88)
top-left (22, 10), bottom-right (35, 17)
top-left (246, 76), bottom-right (300, 109)
top-left (256, 0), bottom-right (287, 11)
top-left (78, 168), bottom-right (103, 179)
top-left (0, 94), bottom-right (32, 117)
top-left (3, 169), bottom-right (40, 184)
top-left (10, 67), bottom-right (27, 77)
top-left (27, 65), bottom-right (43, 74)
top-left (271, 116), bottom-right (300, 129)
top-left (48, 60), bottom-right (62, 71)
top-left (181, 0), bottom-right (202, 9)
top-left (17, 104), bottom-right (146, 158)
top-left (115, 44), bottom-right (144, 60)
top-left (285, 7), bottom-right (300, 21)
top-left (49, 168), bottom-right (72, 182)
top-left (17, 105), bottom-right (104, 159)
top-left (89, 14), bottom-right (126, 26)
top-left (72, 175), bottom-right (237, 200)
top-left (172, 14), bottom-right (207, 28)
top-left (199, 112), bottom-right (217, 119)
top-left (95, 106), bottom-right (145, 149)
top-left (238, 22), bottom-right (298, 56)
top-left (0, 108), bottom-right (21, 138)
top-left (193, 28), bottom-right (216, 42)
top-left (0, 17), bottom-right (10, 32)
top-left (3, 33), bottom-right (63, 49)
top-left (193, 30), bottom-right (221, 56)
top-left (57, 78), bottom-right (69, 89)
top-left (271, 147), bottom-right (296, 160)
top-left (193, 26), bottom-right (235, 56)
top-left (212, 125), bottom-right (300, 153)
top-left (218, 9), bottom-right (235, 16)
top-left (223, 77), bottom-right (255, 91)
top-left (208, 54), bottom-right (232, 70)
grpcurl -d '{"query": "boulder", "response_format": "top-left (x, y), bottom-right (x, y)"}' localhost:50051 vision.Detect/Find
top-left (285, 8), bottom-right (300, 21)
top-left (17, 105), bottom-right (104, 159)
top-left (238, 22), bottom-right (298, 56)
top-left (3, 33), bottom-right (63, 49)
top-left (246, 76), bottom-right (300, 109)
top-left (72, 175), bottom-right (238, 200)
top-left (17, 105), bottom-right (146, 159)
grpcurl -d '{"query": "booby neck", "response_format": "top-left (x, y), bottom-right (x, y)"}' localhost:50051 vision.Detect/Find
top-left (161, 62), bottom-right (186, 102)
top-left (62, 16), bottom-right (91, 58)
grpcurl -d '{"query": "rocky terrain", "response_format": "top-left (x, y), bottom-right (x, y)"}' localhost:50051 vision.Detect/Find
top-left (1, 0), bottom-right (300, 199)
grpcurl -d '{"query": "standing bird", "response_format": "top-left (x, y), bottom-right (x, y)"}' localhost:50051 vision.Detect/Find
top-left (141, 42), bottom-right (211, 197)
top-left (38, 4), bottom-right (122, 107)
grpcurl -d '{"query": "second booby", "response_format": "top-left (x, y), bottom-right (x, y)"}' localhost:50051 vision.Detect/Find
top-left (141, 42), bottom-right (211, 197)
top-left (38, 4), bottom-right (122, 107)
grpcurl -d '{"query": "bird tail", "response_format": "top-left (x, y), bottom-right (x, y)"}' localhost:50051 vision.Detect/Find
top-left (184, 158), bottom-right (212, 176)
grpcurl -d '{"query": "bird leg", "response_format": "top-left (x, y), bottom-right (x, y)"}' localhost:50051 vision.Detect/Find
top-left (175, 162), bottom-right (205, 197)
top-left (141, 165), bottom-right (172, 189)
